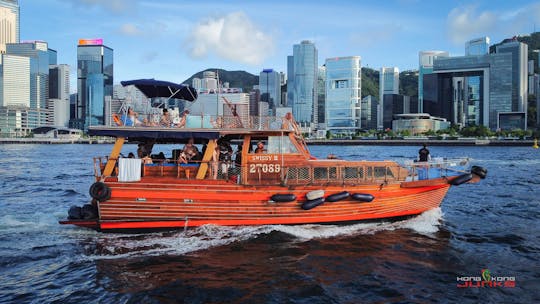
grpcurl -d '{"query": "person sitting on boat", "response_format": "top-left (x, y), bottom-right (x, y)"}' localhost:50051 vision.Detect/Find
top-left (178, 138), bottom-right (200, 164)
top-left (120, 108), bottom-right (141, 126)
top-left (211, 145), bottom-right (220, 179)
top-left (255, 141), bottom-right (266, 154)
top-left (160, 108), bottom-right (172, 127)
top-left (176, 110), bottom-right (189, 128)
top-left (418, 143), bottom-right (431, 162)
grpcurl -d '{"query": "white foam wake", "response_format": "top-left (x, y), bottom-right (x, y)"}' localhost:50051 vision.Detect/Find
top-left (86, 208), bottom-right (443, 260)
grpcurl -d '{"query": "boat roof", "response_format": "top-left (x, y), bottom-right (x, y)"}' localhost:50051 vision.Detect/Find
top-left (88, 126), bottom-right (295, 141)
top-left (120, 79), bottom-right (198, 101)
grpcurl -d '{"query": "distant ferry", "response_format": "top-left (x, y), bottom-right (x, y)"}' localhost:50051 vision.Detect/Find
top-left (59, 79), bottom-right (487, 231)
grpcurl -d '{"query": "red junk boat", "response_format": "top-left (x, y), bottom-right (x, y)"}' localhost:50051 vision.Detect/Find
top-left (60, 79), bottom-right (487, 231)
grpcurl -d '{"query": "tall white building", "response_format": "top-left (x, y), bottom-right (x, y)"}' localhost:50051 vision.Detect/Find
top-left (325, 56), bottom-right (361, 135)
top-left (48, 64), bottom-right (70, 127)
top-left (0, 0), bottom-right (19, 53)
top-left (0, 53), bottom-right (29, 106)
top-left (379, 67), bottom-right (399, 129)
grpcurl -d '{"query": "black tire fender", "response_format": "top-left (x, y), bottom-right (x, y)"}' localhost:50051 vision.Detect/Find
top-left (89, 182), bottom-right (111, 201)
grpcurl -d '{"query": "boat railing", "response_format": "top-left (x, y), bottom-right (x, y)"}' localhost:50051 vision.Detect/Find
top-left (109, 113), bottom-right (288, 130)
top-left (402, 157), bottom-right (471, 181)
top-left (273, 163), bottom-right (409, 186)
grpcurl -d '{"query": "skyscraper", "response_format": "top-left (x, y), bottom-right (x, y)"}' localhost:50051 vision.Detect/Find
top-left (259, 69), bottom-right (281, 113)
top-left (287, 40), bottom-right (318, 124)
top-left (464, 37), bottom-right (490, 126)
top-left (496, 40), bottom-right (528, 115)
top-left (75, 39), bottom-right (113, 130)
top-left (418, 50), bottom-right (449, 113)
top-left (6, 41), bottom-right (51, 109)
top-left (0, 0), bottom-right (19, 53)
top-left (379, 67), bottom-right (399, 129)
top-left (49, 64), bottom-right (70, 126)
top-left (325, 56), bottom-right (361, 135)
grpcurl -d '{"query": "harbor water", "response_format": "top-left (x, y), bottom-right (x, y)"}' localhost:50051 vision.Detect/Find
top-left (0, 144), bottom-right (539, 303)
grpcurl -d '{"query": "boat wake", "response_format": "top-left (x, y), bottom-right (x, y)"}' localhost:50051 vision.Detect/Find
top-left (85, 208), bottom-right (443, 260)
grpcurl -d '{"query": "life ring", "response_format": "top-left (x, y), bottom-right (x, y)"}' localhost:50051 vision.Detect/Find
top-left (112, 114), bottom-right (123, 126)
top-left (326, 191), bottom-right (350, 202)
top-left (306, 190), bottom-right (325, 200)
top-left (471, 165), bottom-right (487, 179)
top-left (449, 173), bottom-right (473, 186)
top-left (351, 193), bottom-right (374, 202)
top-left (89, 182), bottom-right (111, 201)
top-left (270, 193), bottom-right (297, 202)
top-left (301, 197), bottom-right (324, 210)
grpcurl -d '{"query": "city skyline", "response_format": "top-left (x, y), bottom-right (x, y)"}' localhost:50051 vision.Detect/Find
top-left (21, 0), bottom-right (540, 92)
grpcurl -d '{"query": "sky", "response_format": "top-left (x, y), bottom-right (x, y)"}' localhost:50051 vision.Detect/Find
top-left (21, 0), bottom-right (540, 91)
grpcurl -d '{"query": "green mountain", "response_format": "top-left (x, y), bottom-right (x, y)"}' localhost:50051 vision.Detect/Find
top-left (183, 68), bottom-right (258, 93)
top-left (361, 68), bottom-right (419, 100)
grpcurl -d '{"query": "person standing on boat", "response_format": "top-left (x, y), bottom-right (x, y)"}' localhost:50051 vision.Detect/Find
top-left (255, 141), bottom-right (266, 153)
top-left (418, 143), bottom-right (431, 162)
top-left (218, 139), bottom-right (233, 179)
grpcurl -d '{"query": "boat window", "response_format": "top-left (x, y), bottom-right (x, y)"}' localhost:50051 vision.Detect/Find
top-left (286, 167), bottom-right (310, 180)
top-left (343, 167), bottom-right (364, 179)
top-left (267, 136), bottom-right (298, 154)
top-left (374, 167), bottom-right (387, 178)
top-left (314, 167), bottom-right (337, 180)
top-left (386, 167), bottom-right (394, 178)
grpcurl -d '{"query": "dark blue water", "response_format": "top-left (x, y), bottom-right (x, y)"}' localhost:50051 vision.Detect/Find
top-left (1, 144), bottom-right (539, 303)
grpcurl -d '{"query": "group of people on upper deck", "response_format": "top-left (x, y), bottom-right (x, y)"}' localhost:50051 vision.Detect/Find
top-left (114, 108), bottom-right (302, 133)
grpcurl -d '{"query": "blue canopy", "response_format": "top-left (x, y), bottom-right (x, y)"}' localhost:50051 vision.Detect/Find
top-left (120, 79), bottom-right (198, 101)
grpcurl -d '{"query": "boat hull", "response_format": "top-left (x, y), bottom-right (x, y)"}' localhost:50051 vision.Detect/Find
top-left (88, 179), bottom-right (451, 231)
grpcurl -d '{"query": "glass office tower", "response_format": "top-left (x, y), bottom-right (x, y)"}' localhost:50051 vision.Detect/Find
top-left (76, 39), bottom-right (113, 131)
top-left (287, 40), bottom-right (318, 124)
top-left (325, 56), bottom-right (361, 135)
top-left (464, 37), bottom-right (489, 126)
top-left (419, 51), bottom-right (449, 113)
top-left (259, 69), bottom-right (281, 113)
top-left (379, 67), bottom-right (399, 129)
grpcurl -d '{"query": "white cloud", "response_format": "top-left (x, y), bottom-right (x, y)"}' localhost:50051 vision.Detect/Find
top-left (187, 11), bottom-right (274, 65)
top-left (447, 5), bottom-right (497, 45)
top-left (119, 23), bottom-right (142, 36)
top-left (447, 3), bottom-right (540, 45)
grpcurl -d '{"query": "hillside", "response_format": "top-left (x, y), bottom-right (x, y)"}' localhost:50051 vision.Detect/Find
top-left (361, 68), bottom-right (419, 99)
top-left (490, 32), bottom-right (540, 74)
top-left (183, 69), bottom-right (258, 93)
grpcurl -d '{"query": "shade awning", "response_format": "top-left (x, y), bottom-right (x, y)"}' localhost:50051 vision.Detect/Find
top-left (88, 126), bottom-right (220, 140)
top-left (120, 79), bottom-right (198, 101)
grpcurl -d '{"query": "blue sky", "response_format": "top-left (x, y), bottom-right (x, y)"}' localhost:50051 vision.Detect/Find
top-left (21, 0), bottom-right (540, 91)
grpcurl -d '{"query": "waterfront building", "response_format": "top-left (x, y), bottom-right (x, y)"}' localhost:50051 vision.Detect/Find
top-left (379, 67), bottom-right (399, 129)
top-left (74, 39), bottom-right (113, 131)
top-left (424, 39), bottom-right (528, 130)
top-left (464, 37), bottom-right (490, 126)
top-left (259, 69), bottom-right (281, 114)
top-left (317, 65), bottom-right (326, 124)
top-left (383, 94), bottom-right (417, 129)
top-left (287, 40), bottom-right (318, 125)
top-left (324, 56), bottom-right (361, 135)
top-left (6, 41), bottom-right (51, 109)
top-left (189, 92), bottom-right (250, 127)
top-left (392, 113), bottom-right (450, 135)
top-left (0, 0), bottom-right (18, 53)
top-left (418, 51), bottom-right (449, 113)
top-left (360, 95), bottom-right (378, 130)
top-left (49, 64), bottom-right (70, 127)
top-left (0, 53), bottom-right (29, 107)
